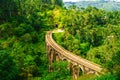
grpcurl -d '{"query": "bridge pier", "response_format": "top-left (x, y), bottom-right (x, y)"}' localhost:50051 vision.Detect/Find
top-left (70, 63), bottom-right (83, 80)
top-left (48, 48), bottom-right (55, 72)
top-left (47, 46), bottom-right (61, 72)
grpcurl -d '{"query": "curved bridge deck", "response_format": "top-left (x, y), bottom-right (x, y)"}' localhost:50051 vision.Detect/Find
top-left (46, 31), bottom-right (103, 79)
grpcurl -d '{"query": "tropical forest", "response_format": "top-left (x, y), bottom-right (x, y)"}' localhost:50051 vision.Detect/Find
top-left (0, 0), bottom-right (120, 80)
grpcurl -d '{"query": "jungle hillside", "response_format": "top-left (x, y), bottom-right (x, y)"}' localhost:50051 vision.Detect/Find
top-left (0, 0), bottom-right (120, 80)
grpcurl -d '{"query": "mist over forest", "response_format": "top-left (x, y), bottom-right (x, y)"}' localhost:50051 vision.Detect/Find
top-left (65, 1), bottom-right (120, 11)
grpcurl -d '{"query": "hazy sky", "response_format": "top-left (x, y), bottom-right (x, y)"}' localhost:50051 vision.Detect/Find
top-left (63, 0), bottom-right (120, 2)
top-left (63, 0), bottom-right (79, 2)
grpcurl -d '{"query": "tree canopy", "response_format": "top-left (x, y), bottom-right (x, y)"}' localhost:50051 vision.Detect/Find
top-left (0, 0), bottom-right (120, 80)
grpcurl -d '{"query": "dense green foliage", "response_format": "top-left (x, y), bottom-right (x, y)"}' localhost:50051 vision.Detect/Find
top-left (0, 0), bottom-right (120, 80)
top-left (53, 6), bottom-right (120, 79)
top-left (0, 0), bottom-right (70, 80)
top-left (0, 50), bottom-right (19, 80)
top-left (42, 61), bottom-right (71, 80)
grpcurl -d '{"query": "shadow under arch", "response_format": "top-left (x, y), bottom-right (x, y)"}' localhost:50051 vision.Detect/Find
top-left (78, 65), bottom-right (84, 75)
top-left (62, 58), bottom-right (67, 61)
top-left (79, 68), bottom-right (83, 76)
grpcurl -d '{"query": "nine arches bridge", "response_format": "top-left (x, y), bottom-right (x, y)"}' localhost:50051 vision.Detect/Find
top-left (46, 30), bottom-right (103, 80)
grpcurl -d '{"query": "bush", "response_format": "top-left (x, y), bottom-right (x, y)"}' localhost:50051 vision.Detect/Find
top-left (0, 50), bottom-right (19, 80)
top-left (90, 74), bottom-right (117, 80)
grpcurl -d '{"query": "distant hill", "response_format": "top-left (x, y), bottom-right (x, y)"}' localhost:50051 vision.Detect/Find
top-left (64, 1), bottom-right (120, 11)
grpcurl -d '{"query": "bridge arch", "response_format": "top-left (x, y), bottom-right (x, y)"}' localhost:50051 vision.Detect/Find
top-left (54, 52), bottom-right (61, 61)
top-left (70, 64), bottom-right (84, 80)
top-left (78, 65), bottom-right (84, 74)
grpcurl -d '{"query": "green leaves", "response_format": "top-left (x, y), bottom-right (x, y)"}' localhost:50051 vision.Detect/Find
top-left (52, 6), bottom-right (120, 79)
top-left (0, 0), bottom-right (18, 21)
top-left (43, 61), bottom-right (71, 80)
top-left (89, 73), bottom-right (117, 80)
top-left (0, 50), bottom-right (19, 80)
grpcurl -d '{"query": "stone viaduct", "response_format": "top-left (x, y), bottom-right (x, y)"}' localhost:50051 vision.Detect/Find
top-left (46, 31), bottom-right (103, 80)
